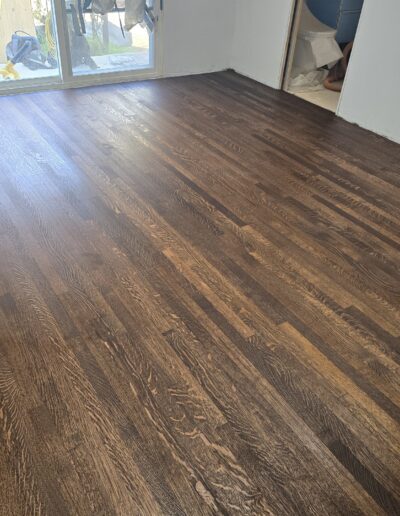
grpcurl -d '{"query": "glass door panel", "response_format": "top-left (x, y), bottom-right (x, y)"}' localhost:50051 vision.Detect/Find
top-left (0, 0), bottom-right (60, 84)
top-left (63, 0), bottom-right (154, 77)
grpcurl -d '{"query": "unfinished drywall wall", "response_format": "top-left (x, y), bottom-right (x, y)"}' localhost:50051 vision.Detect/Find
top-left (162, 0), bottom-right (235, 77)
top-left (338, 0), bottom-right (400, 143)
top-left (230, 0), bottom-right (294, 89)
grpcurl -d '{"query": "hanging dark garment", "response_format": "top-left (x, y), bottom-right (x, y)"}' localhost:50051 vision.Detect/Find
top-left (77, 0), bottom-right (86, 33)
top-left (69, 4), bottom-right (98, 69)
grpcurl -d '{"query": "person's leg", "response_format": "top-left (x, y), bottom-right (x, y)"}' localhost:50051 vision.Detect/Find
top-left (324, 42), bottom-right (353, 92)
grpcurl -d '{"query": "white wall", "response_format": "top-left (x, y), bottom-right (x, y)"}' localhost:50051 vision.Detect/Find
top-left (230, 0), bottom-right (294, 88)
top-left (161, 0), bottom-right (296, 88)
top-left (162, 0), bottom-right (235, 77)
top-left (338, 0), bottom-right (400, 144)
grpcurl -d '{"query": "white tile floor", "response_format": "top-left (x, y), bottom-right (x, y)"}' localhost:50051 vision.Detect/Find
top-left (292, 89), bottom-right (341, 113)
top-left (287, 70), bottom-right (341, 113)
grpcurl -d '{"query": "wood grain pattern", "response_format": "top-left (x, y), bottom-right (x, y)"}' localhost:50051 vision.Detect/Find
top-left (0, 71), bottom-right (399, 515)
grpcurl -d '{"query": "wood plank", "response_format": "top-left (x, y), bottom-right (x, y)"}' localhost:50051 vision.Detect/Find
top-left (0, 71), bottom-right (399, 515)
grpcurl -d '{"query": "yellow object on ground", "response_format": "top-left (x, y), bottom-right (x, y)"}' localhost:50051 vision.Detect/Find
top-left (0, 61), bottom-right (20, 80)
top-left (45, 13), bottom-right (57, 59)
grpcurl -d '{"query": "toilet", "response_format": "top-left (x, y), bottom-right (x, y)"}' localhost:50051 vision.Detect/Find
top-left (292, 1), bottom-right (343, 76)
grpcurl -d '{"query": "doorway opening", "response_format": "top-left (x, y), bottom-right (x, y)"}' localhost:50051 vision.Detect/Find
top-left (283, 0), bottom-right (364, 113)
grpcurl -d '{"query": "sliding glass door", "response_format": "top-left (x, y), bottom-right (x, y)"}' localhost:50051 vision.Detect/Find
top-left (0, 0), bottom-right (159, 94)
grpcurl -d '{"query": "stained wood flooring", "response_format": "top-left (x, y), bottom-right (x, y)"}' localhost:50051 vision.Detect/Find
top-left (0, 71), bottom-right (400, 515)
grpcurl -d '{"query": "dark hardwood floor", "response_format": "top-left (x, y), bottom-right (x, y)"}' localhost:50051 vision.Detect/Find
top-left (0, 71), bottom-right (399, 515)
